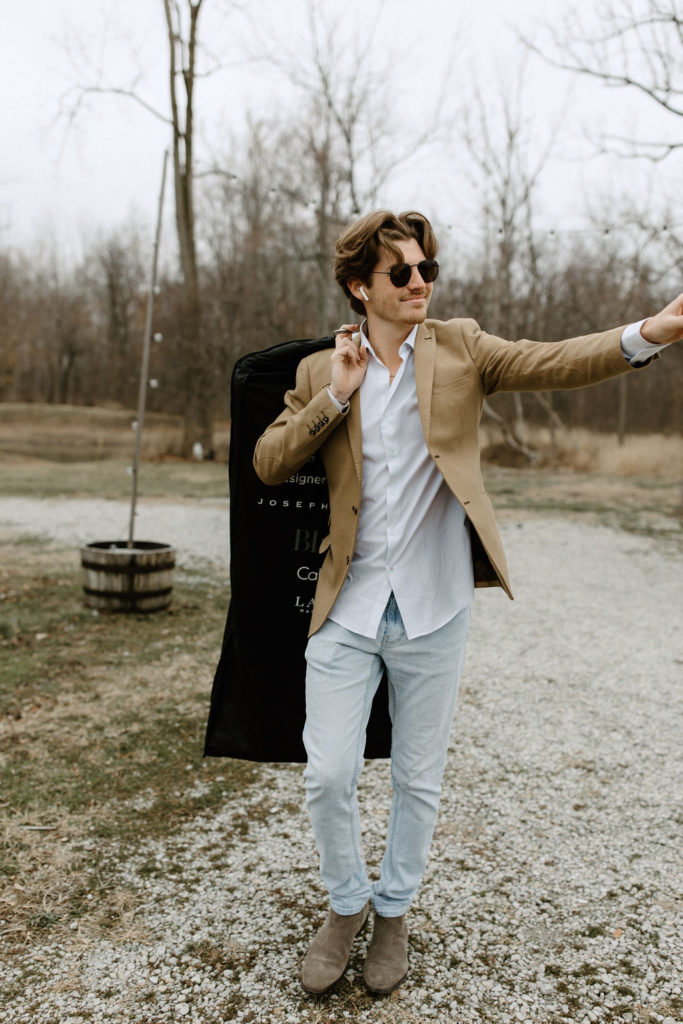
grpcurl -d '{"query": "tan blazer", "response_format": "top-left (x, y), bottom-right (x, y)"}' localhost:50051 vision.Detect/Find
top-left (254, 318), bottom-right (633, 636)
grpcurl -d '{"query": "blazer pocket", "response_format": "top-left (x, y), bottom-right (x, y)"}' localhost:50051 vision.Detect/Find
top-left (318, 534), bottom-right (331, 554)
top-left (432, 374), bottom-right (472, 395)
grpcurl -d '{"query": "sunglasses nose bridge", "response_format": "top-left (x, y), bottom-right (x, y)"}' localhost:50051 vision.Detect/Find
top-left (408, 263), bottom-right (426, 287)
top-left (405, 261), bottom-right (434, 288)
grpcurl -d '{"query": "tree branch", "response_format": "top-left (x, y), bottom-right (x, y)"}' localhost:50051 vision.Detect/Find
top-left (73, 85), bottom-right (171, 125)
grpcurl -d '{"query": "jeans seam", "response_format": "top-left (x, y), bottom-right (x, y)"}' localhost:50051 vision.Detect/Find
top-left (346, 660), bottom-right (379, 900)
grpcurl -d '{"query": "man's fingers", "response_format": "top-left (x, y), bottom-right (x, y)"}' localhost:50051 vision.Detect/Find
top-left (333, 323), bottom-right (359, 338)
top-left (334, 333), bottom-right (360, 352)
top-left (333, 341), bottom-right (361, 364)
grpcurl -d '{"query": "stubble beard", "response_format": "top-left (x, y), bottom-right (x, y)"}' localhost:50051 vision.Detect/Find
top-left (400, 297), bottom-right (429, 324)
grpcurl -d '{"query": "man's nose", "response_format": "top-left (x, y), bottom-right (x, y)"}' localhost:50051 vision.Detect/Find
top-left (407, 266), bottom-right (426, 288)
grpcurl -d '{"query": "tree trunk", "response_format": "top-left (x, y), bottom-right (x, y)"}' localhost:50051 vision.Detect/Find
top-left (163, 0), bottom-right (213, 455)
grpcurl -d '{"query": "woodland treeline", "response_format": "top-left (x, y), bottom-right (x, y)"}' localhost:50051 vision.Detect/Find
top-left (1, 182), bottom-right (680, 443)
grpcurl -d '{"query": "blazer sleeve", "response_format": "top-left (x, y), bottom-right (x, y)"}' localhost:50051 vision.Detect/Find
top-left (253, 356), bottom-right (349, 486)
top-left (458, 320), bottom-right (637, 395)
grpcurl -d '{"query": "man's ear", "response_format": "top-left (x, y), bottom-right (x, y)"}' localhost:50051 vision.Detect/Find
top-left (348, 278), bottom-right (368, 302)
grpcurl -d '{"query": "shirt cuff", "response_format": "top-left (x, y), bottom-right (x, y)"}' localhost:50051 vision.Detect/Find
top-left (621, 319), bottom-right (667, 365)
top-left (327, 387), bottom-right (350, 413)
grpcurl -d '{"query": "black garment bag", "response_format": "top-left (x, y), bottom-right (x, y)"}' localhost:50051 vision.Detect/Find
top-left (204, 336), bottom-right (391, 763)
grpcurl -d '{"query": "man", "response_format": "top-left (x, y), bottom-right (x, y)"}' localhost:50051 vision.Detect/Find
top-left (253, 210), bottom-right (682, 997)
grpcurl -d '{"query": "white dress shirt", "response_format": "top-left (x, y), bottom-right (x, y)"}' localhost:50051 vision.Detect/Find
top-left (328, 325), bottom-right (474, 640)
top-left (327, 320), bottom-right (665, 640)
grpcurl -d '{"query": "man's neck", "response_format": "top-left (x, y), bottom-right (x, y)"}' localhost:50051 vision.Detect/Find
top-left (364, 318), bottom-right (417, 371)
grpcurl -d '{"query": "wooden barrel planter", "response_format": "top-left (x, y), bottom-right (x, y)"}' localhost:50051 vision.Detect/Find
top-left (80, 541), bottom-right (175, 613)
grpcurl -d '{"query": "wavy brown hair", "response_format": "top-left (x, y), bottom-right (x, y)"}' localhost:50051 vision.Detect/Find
top-left (334, 210), bottom-right (438, 316)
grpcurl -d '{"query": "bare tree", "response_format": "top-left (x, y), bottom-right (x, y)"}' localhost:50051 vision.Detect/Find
top-left (526, 0), bottom-right (682, 162)
top-left (240, 0), bottom-right (448, 334)
top-left (161, 0), bottom-right (217, 453)
top-left (80, 228), bottom-right (147, 406)
top-left (0, 252), bottom-right (22, 400)
top-left (163, 0), bottom-right (201, 310)
top-left (59, 0), bottom-right (227, 452)
top-left (454, 66), bottom-right (561, 460)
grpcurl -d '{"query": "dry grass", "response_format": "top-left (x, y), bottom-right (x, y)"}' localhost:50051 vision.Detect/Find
top-left (0, 403), bottom-right (230, 462)
top-left (2, 403), bottom-right (680, 479)
top-left (480, 424), bottom-right (683, 479)
top-left (0, 456), bottom-right (230, 499)
top-left (562, 428), bottom-right (683, 477)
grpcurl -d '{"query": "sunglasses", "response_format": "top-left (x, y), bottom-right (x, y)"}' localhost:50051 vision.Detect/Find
top-left (371, 259), bottom-right (439, 288)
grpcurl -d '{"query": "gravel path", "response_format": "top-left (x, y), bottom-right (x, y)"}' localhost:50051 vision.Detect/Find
top-left (0, 495), bottom-right (231, 571)
top-left (1, 499), bottom-right (681, 1024)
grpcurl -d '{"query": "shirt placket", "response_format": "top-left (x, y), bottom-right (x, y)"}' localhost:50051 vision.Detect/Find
top-left (381, 356), bottom-right (407, 585)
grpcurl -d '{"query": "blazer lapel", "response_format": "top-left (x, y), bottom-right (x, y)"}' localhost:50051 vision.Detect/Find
top-left (414, 322), bottom-right (436, 442)
top-left (346, 389), bottom-right (363, 482)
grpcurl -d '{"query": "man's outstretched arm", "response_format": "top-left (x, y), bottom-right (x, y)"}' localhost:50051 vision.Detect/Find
top-left (460, 292), bottom-right (683, 396)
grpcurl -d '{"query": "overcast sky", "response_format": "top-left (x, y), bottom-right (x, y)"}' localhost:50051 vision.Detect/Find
top-left (3, 0), bottom-right (680, 260)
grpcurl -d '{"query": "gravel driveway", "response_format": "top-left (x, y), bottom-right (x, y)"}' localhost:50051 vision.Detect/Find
top-left (1, 498), bottom-right (681, 1024)
top-left (0, 495), bottom-right (231, 572)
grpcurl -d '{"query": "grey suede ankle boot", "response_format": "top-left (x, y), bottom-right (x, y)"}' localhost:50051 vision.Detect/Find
top-left (301, 902), bottom-right (370, 994)
top-left (363, 913), bottom-right (409, 995)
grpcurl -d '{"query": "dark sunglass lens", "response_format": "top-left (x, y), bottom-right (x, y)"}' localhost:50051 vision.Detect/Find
top-left (419, 260), bottom-right (439, 283)
top-left (389, 263), bottom-right (411, 287)
top-left (388, 261), bottom-right (439, 286)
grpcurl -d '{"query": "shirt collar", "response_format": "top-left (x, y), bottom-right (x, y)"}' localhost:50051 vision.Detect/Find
top-left (360, 323), bottom-right (418, 361)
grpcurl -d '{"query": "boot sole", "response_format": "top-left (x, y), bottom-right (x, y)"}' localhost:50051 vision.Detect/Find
top-left (365, 968), bottom-right (409, 996)
top-left (301, 973), bottom-right (346, 996)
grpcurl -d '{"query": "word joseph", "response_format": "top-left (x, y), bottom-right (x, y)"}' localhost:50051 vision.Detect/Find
top-left (253, 209), bottom-right (683, 997)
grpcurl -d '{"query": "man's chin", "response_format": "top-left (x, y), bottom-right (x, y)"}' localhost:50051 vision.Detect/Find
top-left (404, 308), bottom-right (428, 324)
top-left (400, 298), bottom-right (428, 317)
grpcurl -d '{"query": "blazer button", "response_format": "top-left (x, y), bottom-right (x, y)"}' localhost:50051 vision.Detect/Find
top-left (345, 555), bottom-right (350, 565)
top-left (352, 506), bottom-right (358, 514)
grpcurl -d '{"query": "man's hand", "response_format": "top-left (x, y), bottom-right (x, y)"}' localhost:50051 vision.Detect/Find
top-left (641, 293), bottom-right (683, 345)
top-left (330, 324), bottom-right (369, 404)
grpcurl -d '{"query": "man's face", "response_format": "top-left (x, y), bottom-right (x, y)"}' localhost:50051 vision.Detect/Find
top-left (357, 238), bottom-right (433, 329)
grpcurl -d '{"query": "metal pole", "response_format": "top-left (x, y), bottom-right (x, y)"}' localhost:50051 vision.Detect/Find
top-left (128, 150), bottom-right (169, 548)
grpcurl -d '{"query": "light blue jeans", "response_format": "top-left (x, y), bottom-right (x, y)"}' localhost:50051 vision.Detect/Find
top-left (303, 594), bottom-right (470, 917)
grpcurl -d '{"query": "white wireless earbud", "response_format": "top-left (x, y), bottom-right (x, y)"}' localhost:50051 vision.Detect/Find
top-left (360, 286), bottom-right (369, 301)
